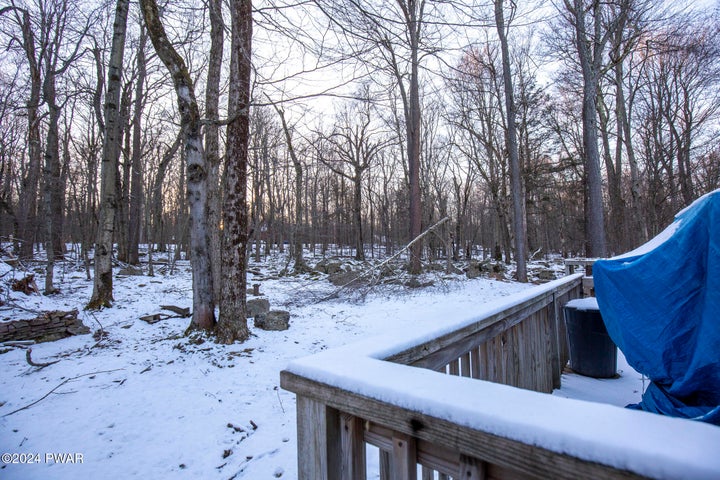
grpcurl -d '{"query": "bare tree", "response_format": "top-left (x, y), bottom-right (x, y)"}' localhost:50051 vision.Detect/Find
top-left (127, 25), bottom-right (148, 266)
top-left (0, 72), bottom-right (23, 232)
top-left (396, 0), bottom-right (423, 273)
top-left (613, 28), bottom-right (648, 249)
top-left (216, 0), bottom-right (253, 344)
top-left (494, 0), bottom-right (527, 281)
top-left (635, 13), bottom-right (720, 232)
top-left (559, 0), bottom-right (633, 258)
top-left (248, 107), bottom-right (282, 260)
top-left (149, 130), bottom-right (182, 261)
top-left (2, 3), bottom-right (43, 259)
top-left (448, 151), bottom-right (475, 261)
top-left (88, 0), bottom-right (129, 309)
top-left (205, 0), bottom-right (224, 304)
top-left (313, 0), bottom-right (448, 273)
top-left (447, 45), bottom-right (513, 263)
top-left (271, 103), bottom-right (308, 271)
top-left (316, 99), bottom-right (386, 261)
top-left (140, 0), bottom-right (215, 330)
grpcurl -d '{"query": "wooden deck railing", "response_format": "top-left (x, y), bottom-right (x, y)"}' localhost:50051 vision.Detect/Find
top-left (280, 274), bottom-right (720, 480)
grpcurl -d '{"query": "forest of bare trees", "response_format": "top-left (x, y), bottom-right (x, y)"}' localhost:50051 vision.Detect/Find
top-left (0, 0), bottom-right (718, 336)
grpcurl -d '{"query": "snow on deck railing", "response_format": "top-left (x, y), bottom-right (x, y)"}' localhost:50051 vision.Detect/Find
top-left (280, 275), bottom-right (720, 480)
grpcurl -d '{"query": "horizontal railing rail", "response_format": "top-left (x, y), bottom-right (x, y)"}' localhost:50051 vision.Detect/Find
top-left (281, 274), bottom-right (720, 480)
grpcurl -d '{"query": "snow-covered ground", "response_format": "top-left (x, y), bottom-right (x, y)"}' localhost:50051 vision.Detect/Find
top-left (0, 253), bottom-right (643, 479)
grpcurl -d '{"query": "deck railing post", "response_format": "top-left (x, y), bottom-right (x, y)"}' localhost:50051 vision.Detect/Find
top-left (340, 413), bottom-right (366, 480)
top-left (392, 432), bottom-right (417, 480)
top-left (459, 454), bottom-right (488, 480)
top-left (296, 395), bottom-right (341, 480)
top-left (550, 292), bottom-right (563, 389)
top-left (379, 450), bottom-right (391, 480)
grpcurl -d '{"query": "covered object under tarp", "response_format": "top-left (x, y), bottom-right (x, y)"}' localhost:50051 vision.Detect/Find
top-left (594, 189), bottom-right (720, 425)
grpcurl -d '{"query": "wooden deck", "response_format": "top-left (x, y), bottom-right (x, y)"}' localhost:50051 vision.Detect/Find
top-left (280, 274), bottom-right (720, 480)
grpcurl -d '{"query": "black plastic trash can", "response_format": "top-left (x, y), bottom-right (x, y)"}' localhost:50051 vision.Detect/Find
top-left (564, 298), bottom-right (617, 378)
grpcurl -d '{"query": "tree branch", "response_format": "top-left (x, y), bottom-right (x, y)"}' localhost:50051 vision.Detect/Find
top-left (2, 369), bottom-right (124, 417)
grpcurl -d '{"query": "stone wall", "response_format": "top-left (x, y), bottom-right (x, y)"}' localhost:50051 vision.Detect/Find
top-left (0, 310), bottom-right (89, 343)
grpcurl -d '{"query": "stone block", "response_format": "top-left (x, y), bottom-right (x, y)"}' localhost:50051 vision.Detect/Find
top-left (254, 310), bottom-right (290, 331)
top-left (246, 298), bottom-right (270, 318)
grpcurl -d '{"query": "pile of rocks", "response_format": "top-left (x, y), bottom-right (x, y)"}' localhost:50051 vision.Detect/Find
top-left (0, 310), bottom-right (89, 343)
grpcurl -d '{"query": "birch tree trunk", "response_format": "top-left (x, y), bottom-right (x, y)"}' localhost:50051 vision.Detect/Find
top-left (216, 0), bottom-right (252, 344)
top-left (140, 0), bottom-right (215, 330)
top-left (88, 0), bottom-right (129, 309)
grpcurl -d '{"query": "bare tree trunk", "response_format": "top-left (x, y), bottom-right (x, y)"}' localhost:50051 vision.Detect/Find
top-left (116, 84), bottom-right (132, 263)
top-left (146, 201), bottom-right (153, 276)
top-left (88, 0), bottom-right (129, 309)
top-left (205, 0), bottom-right (224, 304)
top-left (252, 132), bottom-right (264, 263)
top-left (80, 124), bottom-right (100, 280)
top-left (128, 26), bottom-right (147, 265)
top-left (251, 115), bottom-right (271, 262)
top-left (35, 0), bottom-right (85, 264)
top-left (42, 71), bottom-right (60, 294)
top-left (597, 91), bottom-right (623, 253)
top-left (273, 104), bottom-right (306, 271)
top-left (565, 0), bottom-right (607, 258)
top-left (264, 152), bottom-right (275, 255)
top-left (151, 131), bottom-right (182, 257)
top-left (46, 82), bottom-right (64, 262)
top-left (141, 0), bottom-right (215, 330)
top-left (174, 148), bottom-right (187, 261)
top-left (406, 1), bottom-right (422, 274)
top-left (352, 175), bottom-right (364, 261)
top-left (292, 155), bottom-right (304, 268)
top-left (367, 174), bottom-right (374, 259)
top-left (216, 0), bottom-right (252, 344)
top-left (9, 7), bottom-right (42, 260)
top-left (495, 0), bottom-right (527, 282)
top-left (615, 60), bottom-right (647, 245)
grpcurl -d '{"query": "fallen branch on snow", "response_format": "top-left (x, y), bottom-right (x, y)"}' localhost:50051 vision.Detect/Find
top-left (25, 348), bottom-right (60, 369)
top-left (1, 369), bottom-right (124, 417)
top-left (0, 340), bottom-right (35, 348)
top-left (140, 305), bottom-right (191, 324)
top-left (319, 216), bottom-right (450, 301)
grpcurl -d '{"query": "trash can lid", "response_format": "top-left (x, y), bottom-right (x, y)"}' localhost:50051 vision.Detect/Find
top-left (565, 297), bottom-right (600, 311)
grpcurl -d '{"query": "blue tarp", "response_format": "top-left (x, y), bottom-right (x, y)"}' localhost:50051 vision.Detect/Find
top-left (594, 189), bottom-right (720, 424)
